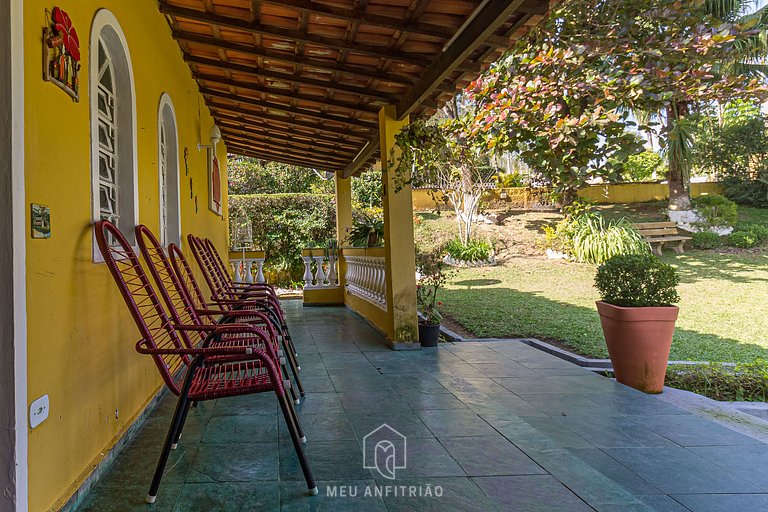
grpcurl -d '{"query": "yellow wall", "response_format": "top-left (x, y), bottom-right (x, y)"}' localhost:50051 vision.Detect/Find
top-left (23, 2), bottom-right (229, 510)
top-left (412, 182), bottom-right (725, 211)
top-left (578, 182), bottom-right (723, 204)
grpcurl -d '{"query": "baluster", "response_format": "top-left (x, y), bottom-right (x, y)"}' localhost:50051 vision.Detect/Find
top-left (244, 259), bottom-right (254, 283)
top-left (313, 256), bottom-right (327, 286)
top-left (255, 258), bottom-right (266, 284)
top-left (233, 259), bottom-right (243, 283)
top-left (375, 260), bottom-right (385, 306)
top-left (302, 256), bottom-right (314, 289)
top-left (327, 255), bottom-right (337, 286)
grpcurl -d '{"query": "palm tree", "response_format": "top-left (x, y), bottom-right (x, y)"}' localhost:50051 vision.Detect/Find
top-left (665, 0), bottom-right (768, 210)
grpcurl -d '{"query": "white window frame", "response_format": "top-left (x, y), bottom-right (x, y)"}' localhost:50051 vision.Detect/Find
top-left (157, 93), bottom-right (181, 248)
top-left (89, 9), bottom-right (138, 262)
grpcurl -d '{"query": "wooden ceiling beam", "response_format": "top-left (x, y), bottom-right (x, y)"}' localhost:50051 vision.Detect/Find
top-left (396, 0), bottom-right (526, 120)
top-left (222, 133), bottom-right (353, 164)
top-left (194, 72), bottom-right (381, 114)
top-left (173, 30), bottom-right (414, 87)
top-left (185, 54), bottom-right (396, 102)
top-left (208, 104), bottom-right (370, 141)
top-left (159, 2), bottom-right (429, 66)
top-left (216, 117), bottom-right (360, 150)
top-left (225, 141), bottom-right (347, 169)
top-left (202, 88), bottom-right (378, 129)
top-left (342, 135), bottom-right (380, 178)
top-left (258, 0), bottom-right (458, 40)
top-left (212, 110), bottom-right (366, 145)
top-left (219, 124), bottom-right (359, 154)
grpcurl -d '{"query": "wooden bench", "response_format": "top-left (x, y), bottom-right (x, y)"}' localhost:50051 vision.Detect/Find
top-left (635, 221), bottom-right (692, 256)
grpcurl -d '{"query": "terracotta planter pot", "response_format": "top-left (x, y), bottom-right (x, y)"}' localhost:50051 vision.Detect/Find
top-left (418, 322), bottom-right (441, 347)
top-left (596, 301), bottom-right (679, 394)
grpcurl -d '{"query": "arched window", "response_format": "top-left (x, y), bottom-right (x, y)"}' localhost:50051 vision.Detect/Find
top-left (90, 10), bottom-right (137, 260)
top-left (157, 94), bottom-right (180, 247)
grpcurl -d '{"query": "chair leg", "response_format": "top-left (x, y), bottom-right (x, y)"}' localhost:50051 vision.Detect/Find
top-left (283, 338), bottom-right (306, 398)
top-left (172, 399), bottom-right (193, 449)
top-left (146, 361), bottom-right (199, 504)
top-left (673, 241), bottom-right (685, 254)
top-left (286, 394), bottom-right (306, 443)
top-left (278, 392), bottom-right (317, 495)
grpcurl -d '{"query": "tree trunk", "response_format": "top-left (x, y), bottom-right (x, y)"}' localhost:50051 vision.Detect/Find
top-left (666, 103), bottom-right (692, 211)
top-left (560, 187), bottom-right (579, 209)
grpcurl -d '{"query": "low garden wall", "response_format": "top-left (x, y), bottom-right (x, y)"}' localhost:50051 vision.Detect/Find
top-left (412, 182), bottom-right (724, 211)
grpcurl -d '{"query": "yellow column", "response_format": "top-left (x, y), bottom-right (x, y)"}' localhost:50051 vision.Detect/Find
top-left (379, 105), bottom-right (418, 343)
top-left (335, 173), bottom-right (353, 245)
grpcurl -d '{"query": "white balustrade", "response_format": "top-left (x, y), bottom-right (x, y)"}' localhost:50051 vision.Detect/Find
top-left (344, 255), bottom-right (387, 310)
top-left (231, 258), bottom-right (266, 284)
top-left (302, 253), bottom-right (339, 289)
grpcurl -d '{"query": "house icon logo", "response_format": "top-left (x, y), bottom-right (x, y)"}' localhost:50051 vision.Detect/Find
top-left (363, 424), bottom-right (407, 480)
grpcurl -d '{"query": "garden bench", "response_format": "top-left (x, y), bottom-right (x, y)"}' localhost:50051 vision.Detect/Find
top-left (635, 221), bottom-right (692, 256)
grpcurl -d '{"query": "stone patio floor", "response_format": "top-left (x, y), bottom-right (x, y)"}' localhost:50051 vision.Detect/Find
top-left (78, 301), bottom-right (768, 511)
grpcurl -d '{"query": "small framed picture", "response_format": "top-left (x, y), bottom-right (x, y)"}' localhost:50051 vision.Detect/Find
top-left (31, 203), bottom-right (51, 239)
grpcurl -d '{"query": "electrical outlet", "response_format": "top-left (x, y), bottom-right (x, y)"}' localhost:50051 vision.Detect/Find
top-left (30, 395), bottom-right (49, 429)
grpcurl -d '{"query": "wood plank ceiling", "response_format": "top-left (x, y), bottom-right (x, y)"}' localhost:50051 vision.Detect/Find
top-left (159, 0), bottom-right (555, 175)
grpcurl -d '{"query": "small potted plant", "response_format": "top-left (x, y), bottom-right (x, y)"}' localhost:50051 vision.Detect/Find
top-left (595, 254), bottom-right (680, 393)
top-left (415, 250), bottom-right (454, 347)
top-left (346, 210), bottom-right (384, 247)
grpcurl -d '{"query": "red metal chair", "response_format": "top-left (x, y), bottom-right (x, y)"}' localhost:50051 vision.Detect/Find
top-left (187, 234), bottom-right (306, 398)
top-left (136, 226), bottom-right (281, 360)
top-left (190, 234), bottom-right (296, 352)
top-left (135, 224), bottom-right (301, 408)
top-left (94, 220), bottom-right (317, 503)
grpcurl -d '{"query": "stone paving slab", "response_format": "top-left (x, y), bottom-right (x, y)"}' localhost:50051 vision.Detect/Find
top-left (77, 302), bottom-right (768, 512)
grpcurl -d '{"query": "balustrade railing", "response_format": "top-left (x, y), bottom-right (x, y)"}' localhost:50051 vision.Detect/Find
top-left (344, 253), bottom-right (387, 310)
top-left (229, 251), bottom-right (266, 284)
top-left (301, 249), bottom-right (339, 289)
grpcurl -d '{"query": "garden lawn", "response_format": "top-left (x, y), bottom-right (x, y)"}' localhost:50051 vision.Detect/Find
top-left (433, 202), bottom-right (768, 363)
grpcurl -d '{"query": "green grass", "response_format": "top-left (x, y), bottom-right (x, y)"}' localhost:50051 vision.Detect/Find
top-left (434, 202), bottom-right (768, 363)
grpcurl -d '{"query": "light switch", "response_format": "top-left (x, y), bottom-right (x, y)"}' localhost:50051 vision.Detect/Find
top-left (30, 395), bottom-right (49, 429)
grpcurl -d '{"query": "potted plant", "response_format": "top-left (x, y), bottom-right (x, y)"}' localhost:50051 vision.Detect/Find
top-left (346, 210), bottom-right (384, 247)
top-left (415, 250), bottom-right (454, 347)
top-left (595, 254), bottom-right (680, 393)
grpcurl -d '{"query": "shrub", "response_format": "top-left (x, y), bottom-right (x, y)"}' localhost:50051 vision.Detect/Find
top-left (595, 254), bottom-right (680, 307)
top-left (692, 194), bottom-right (738, 228)
top-left (229, 194), bottom-right (336, 286)
top-left (570, 215), bottom-right (650, 264)
top-left (622, 150), bottom-right (666, 182)
top-left (729, 230), bottom-right (760, 248)
top-left (734, 223), bottom-right (768, 243)
top-left (691, 231), bottom-right (723, 250)
top-left (445, 238), bottom-right (493, 262)
top-left (666, 360), bottom-right (768, 402)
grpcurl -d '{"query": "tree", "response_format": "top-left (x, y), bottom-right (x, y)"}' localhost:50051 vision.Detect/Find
top-left (692, 99), bottom-right (768, 205)
top-left (391, 116), bottom-right (497, 244)
top-left (470, 0), bottom-right (768, 210)
top-left (227, 156), bottom-right (334, 195)
top-left (351, 168), bottom-right (382, 208)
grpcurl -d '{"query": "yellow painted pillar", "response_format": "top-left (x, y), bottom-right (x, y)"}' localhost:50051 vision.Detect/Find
top-left (335, 173), bottom-right (353, 245)
top-left (379, 105), bottom-right (418, 343)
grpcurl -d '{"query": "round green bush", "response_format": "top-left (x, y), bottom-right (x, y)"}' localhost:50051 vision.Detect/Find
top-left (734, 223), bottom-right (768, 243)
top-left (692, 194), bottom-right (738, 228)
top-left (595, 254), bottom-right (680, 307)
top-left (729, 230), bottom-right (760, 248)
top-left (691, 231), bottom-right (723, 250)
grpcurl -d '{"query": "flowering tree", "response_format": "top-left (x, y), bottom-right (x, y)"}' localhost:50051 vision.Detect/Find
top-left (470, 0), bottom-right (768, 209)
